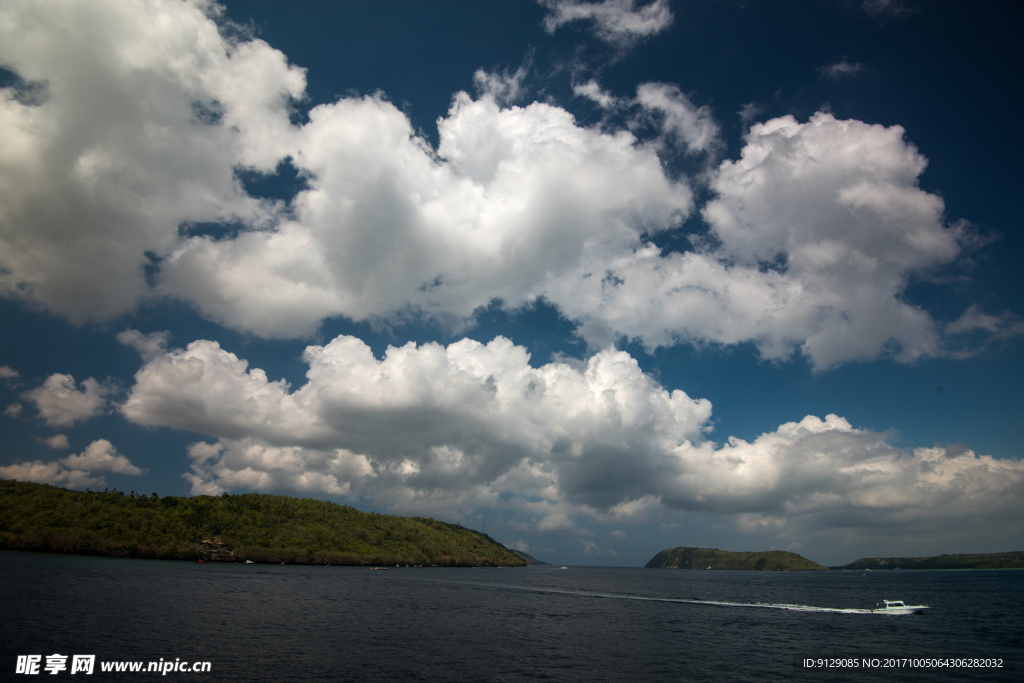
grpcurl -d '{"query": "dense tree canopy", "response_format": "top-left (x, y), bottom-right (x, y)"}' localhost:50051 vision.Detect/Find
top-left (0, 480), bottom-right (526, 566)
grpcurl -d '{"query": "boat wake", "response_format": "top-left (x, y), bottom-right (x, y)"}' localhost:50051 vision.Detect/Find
top-left (515, 586), bottom-right (884, 614)
top-left (410, 573), bottom-right (911, 615)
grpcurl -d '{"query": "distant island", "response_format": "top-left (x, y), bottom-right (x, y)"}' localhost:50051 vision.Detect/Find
top-left (651, 544), bottom-right (827, 573)
top-left (0, 479), bottom-right (526, 567)
top-left (646, 547), bottom-right (827, 570)
top-left (645, 546), bottom-right (1024, 571)
top-left (831, 551), bottom-right (1024, 570)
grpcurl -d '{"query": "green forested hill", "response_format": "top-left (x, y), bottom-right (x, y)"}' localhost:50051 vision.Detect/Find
top-left (834, 551), bottom-right (1024, 570)
top-left (0, 479), bottom-right (526, 566)
top-left (646, 546), bottom-right (827, 570)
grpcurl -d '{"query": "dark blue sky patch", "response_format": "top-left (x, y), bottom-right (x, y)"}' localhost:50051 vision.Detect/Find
top-left (177, 220), bottom-right (249, 241)
top-left (190, 99), bottom-right (223, 126)
top-left (757, 252), bottom-right (788, 276)
top-left (0, 67), bottom-right (48, 106)
top-left (141, 252), bottom-right (162, 288)
top-left (234, 157), bottom-right (309, 203)
top-left (641, 191), bottom-right (721, 256)
top-left (466, 298), bottom-right (587, 367)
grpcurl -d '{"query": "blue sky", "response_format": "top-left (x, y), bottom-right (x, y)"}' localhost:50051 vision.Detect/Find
top-left (1, 0), bottom-right (1021, 566)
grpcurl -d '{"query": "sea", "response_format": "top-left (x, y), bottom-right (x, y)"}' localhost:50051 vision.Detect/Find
top-left (1, 550), bottom-right (1019, 682)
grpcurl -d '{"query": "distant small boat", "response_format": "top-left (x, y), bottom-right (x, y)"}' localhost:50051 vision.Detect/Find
top-left (195, 557), bottom-right (208, 564)
top-left (245, 560), bottom-right (255, 564)
top-left (872, 599), bottom-right (929, 614)
top-left (373, 567), bottom-right (387, 571)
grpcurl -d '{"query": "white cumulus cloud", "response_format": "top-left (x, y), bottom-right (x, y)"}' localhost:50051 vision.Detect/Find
top-left (558, 112), bottom-right (984, 368)
top-left (117, 329), bottom-right (173, 362)
top-left (0, 0), bottom-right (303, 322)
top-left (0, 438), bottom-right (144, 488)
top-left (0, 461), bottom-right (103, 489)
top-left (60, 439), bottom-right (144, 475)
top-left (21, 373), bottom-right (112, 427)
top-left (160, 88), bottom-right (692, 338)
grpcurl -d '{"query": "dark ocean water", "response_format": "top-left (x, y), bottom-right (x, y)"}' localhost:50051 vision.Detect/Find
top-left (1, 551), bottom-right (1020, 682)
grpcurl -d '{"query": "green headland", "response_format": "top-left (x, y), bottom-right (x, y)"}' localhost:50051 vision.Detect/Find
top-left (0, 479), bottom-right (526, 567)
top-left (646, 546), bottom-right (828, 570)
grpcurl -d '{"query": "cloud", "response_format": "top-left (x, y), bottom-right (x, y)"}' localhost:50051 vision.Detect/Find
top-left (635, 82), bottom-right (721, 156)
top-left (0, 461), bottom-right (103, 489)
top-left (574, 80), bottom-right (619, 109)
top-left (703, 113), bottom-right (963, 367)
top-left (0, 0), bottom-right (303, 323)
top-left (820, 58), bottom-right (864, 79)
top-left (160, 87), bottom-right (692, 338)
top-left (472, 66), bottom-right (529, 106)
top-left (4, 403), bottom-right (23, 418)
top-left (539, 0), bottom-right (674, 48)
top-left (581, 539), bottom-right (619, 556)
top-left (713, 421), bottom-right (1024, 553)
top-left (574, 79), bottom-right (721, 157)
top-left (119, 336), bottom-right (1024, 543)
top-left (0, 365), bottom-right (18, 379)
top-left (657, 415), bottom-right (1024, 520)
top-left (117, 329), bottom-right (172, 362)
top-left (944, 304), bottom-right (1024, 355)
top-left (39, 434), bottom-right (69, 450)
top-left (0, 438), bottom-right (144, 488)
top-left (509, 539), bottom-right (532, 553)
top-left (60, 439), bottom-right (145, 475)
top-left (0, 0), bottom-right (691, 341)
top-left (738, 102), bottom-right (762, 127)
top-left (21, 373), bottom-right (112, 427)
top-left (0, 1), bottom-right (1009, 370)
top-left (560, 112), bottom-right (971, 368)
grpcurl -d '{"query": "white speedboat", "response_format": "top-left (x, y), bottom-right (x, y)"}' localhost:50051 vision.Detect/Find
top-left (872, 599), bottom-right (929, 614)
